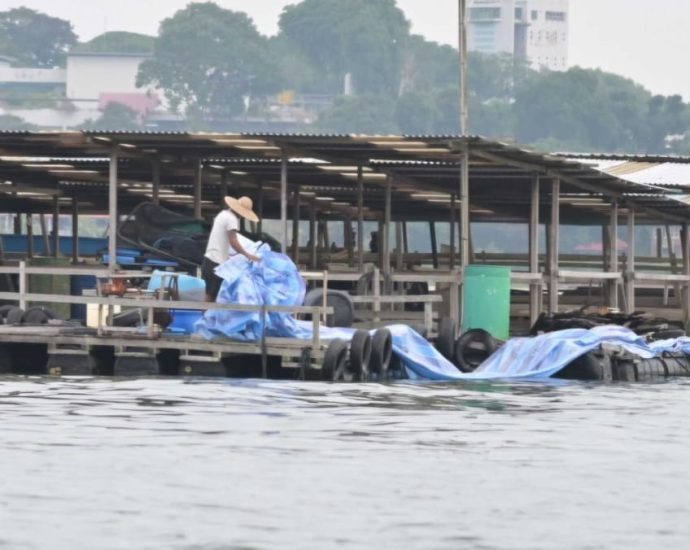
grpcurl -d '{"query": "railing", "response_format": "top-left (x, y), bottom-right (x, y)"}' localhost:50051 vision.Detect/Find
top-left (0, 262), bottom-right (333, 353)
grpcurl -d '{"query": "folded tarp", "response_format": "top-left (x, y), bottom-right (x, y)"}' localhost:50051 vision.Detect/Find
top-left (194, 249), bottom-right (690, 380)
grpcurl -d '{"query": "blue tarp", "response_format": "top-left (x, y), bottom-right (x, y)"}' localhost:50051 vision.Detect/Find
top-left (194, 250), bottom-right (690, 380)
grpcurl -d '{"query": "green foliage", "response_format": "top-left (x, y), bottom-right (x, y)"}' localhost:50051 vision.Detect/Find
top-left (73, 32), bottom-right (155, 54)
top-left (279, 0), bottom-right (410, 95)
top-left (315, 95), bottom-right (399, 134)
top-left (79, 103), bottom-right (141, 131)
top-left (0, 7), bottom-right (76, 67)
top-left (0, 114), bottom-right (37, 131)
top-left (137, 2), bottom-right (280, 119)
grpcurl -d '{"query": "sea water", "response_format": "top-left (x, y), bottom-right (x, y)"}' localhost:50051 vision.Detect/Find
top-left (1, 376), bottom-right (689, 549)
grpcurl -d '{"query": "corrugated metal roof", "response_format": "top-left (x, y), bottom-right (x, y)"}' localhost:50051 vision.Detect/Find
top-left (563, 157), bottom-right (690, 188)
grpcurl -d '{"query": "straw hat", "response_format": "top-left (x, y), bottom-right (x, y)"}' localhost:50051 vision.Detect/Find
top-left (224, 196), bottom-right (259, 223)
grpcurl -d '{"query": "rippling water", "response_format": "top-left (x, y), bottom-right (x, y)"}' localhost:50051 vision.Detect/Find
top-left (1, 375), bottom-right (689, 549)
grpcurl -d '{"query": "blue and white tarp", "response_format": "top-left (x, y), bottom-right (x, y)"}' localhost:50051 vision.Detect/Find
top-left (195, 250), bottom-right (690, 380)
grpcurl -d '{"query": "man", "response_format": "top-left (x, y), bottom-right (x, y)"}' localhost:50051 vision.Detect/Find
top-left (202, 196), bottom-right (261, 301)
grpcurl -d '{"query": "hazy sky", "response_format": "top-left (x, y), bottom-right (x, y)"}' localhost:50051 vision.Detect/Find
top-left (3, 0), bottom-right (690, 99)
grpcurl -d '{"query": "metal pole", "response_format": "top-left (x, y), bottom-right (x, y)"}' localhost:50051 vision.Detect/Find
top-left (357, 165), bottom-right (364, 271)
top-left (430, 221), bottom-right (439, 269)
top-left (309, 201), bottom-right (317, 269)
top-left (71, 197), bottom-right (79, 264)
top-left (40, 214), bottom-right (50, 256)
top-left (108, 151), bottom-right (118, 273)
top-left (458, 0), bottom-right (468, 135)
top-left (548, 178), bottom-right (560, 313)
top-left (529, 175), bottom-right (540, 325)
top-left (152, 159), bottom-right (160, 205)
top-left (194, 160), bottom-right (202, 219)
top-left (27, 214), bottom-right (34, 259)
top-left (281, 155), bottom-right (288, 254)
top-left (383, 176), bottom-right (392, 273)
top-left (626, 208), bottom-right (636, 314)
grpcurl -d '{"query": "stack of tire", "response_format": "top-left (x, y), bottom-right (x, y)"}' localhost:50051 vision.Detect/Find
top-left (435, 317), bottom-right (498, 373)
top-left (0, 305), bottom-right (56, 326)
top-left (321, 328), bottom-right (393, 382)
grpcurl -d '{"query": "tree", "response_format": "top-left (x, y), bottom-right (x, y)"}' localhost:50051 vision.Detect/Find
top-left (80, 103), bottom-right (141, 131)
top-left (73, 31), bottom-right (155, 54)
top-left (315, 95), bottom-right (398, 134)
top-left (0, 114), bottom-right (37, 131)
top-left (279, 0), bottom-right (410, 95)
top-left (137, 2), bottom-right (280, 120)
top-left (0, 7), bottom-right (76, 67)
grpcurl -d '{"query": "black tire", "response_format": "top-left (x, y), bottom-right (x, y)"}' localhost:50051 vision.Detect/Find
top-left (303, 288), bottom-right (354, 328)
top-left (22, 306), bottom-right (56, 325)
top-left (650, 328), bottom-right (686, 340)
top-left (0, 304), bottom-right (16, 324)
top-left (113, 308), bottom-right (145, 327)
top-left (436, 317), bottom-right (456, 360)
top-left (5, 306), bottom-right (25, 325)
top-left (349, 330), bottom-right (372, 381)
top-left (322, 339), bottom-right (349, 381)
top-left (454, 329), bottom-right (497, 372)
top-left (370, 329), bottom-right (393, 376)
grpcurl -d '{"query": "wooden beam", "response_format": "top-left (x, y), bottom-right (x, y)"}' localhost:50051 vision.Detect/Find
top-left (529, 174), bottom-right (540, 325)
top-left (291, 185), bottom-right (300, 262)
top-left (357, 165), bottom-right (364, 270)
top-left (383, 176), bottom-right (392, 273)
top-left (71, 197), bottom-right (79, 264)
top-left (281, 155), bottom-right (288, 254)
top-left (152, 159), bottom-right (160, 205)
top-left (625, 208), bottom-right (636, 314)
top-left (548, 178), bottom-right (560, 313)
top-left (609, 200), bottom-right (619, 308)
top-left (459, 145), bottom-right (470, 266)
top-left (52, 196), bottom-right (59, 258)
top-left (108, 150), bottom-right (118, 273)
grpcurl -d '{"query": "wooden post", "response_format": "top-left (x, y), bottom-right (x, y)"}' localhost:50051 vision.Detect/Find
top-left (281, 155), bottom-right (288, 254)
top-left (71, 197), bottom-right (79, 264)
top-left (152, 159), bottom-right (160, 205)
top-left (626, 208), bottom-right (636, 314)
top-left (52, 196), bottom-right (59, 258)
top-left (309, 201), bottom-right (317, 269)
top-left (449, 194), bottom-right (456, 269)
top-left (346, 218), bottom-right (354, 267)
top-left (459, 145), bottom-right (470, 267)
top-left (529, 174), bottom-right (540, 325)
top-left (395, 222), bottom-right (403, 272)
top-left (548, 178), bottom-right (560, 313)
top-left (108, 151), bottom-right (118, 273)
top-left (13, 213), bottom-right (20, 235)
top-left (383, 176), bottom-right (392, 273)
top-left (256, 180), bottom-right (263, 234)
top-left (609, 200), bottom-right (619, 308)
top-left (27, 214), bottom-right (34, 259)
top-left (357, 165), bottom-right (364, 271)
top-left (193, 160), bottom-right (202, 219)
top-left (291, 186), bottom-right (301, 262)
top-left (19, 260), bottom-right (27, 310)
top-left (429, 221), bottom-right (439, 269)
top-left (220, 170), bottom-right (229, 200)
top-left (40, 214), bottom-right (50, 256)
top-left (682, 223), bottom-right (690, 331)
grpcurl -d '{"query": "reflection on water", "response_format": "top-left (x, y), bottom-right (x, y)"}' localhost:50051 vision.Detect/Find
top-left (1, 376), bottom-right (690, 549)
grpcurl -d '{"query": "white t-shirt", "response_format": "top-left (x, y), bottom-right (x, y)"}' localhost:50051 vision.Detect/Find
top-left (204, 209), bottom-right (239, 264)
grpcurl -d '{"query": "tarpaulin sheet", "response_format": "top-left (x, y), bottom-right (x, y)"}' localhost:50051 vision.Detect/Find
top-left (194, 250), bottom-right (690, 380)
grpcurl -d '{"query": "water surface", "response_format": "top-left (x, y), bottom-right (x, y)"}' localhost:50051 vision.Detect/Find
top-left (1, 376), bottom-right (689, 549)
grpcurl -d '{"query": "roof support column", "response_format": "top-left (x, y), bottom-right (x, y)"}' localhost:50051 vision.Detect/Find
top-left (309, 201), bottom-right (317, 269)
top-left (430, 222), bottom-right (439, 269)
top-left (682, 223), bottom-right (690, 332)
top-left (625, 208), bottom-right (636, 314)
top-left (357, 165), bottom-right (364, 271)
top-left (152, 159), bottom-right (160, 205)
top-left (40, 215), bottom-right (50, 256)
top-left (529, 174), bottom-right (540, 325)
top-left (383, 176), bottom-right (392, 273)
top-left (193, 160), bottom-right (203, 219)
top-left (449, 194), bottom-right (456, 269)
top-left (220, 170), bottom-right (229, 200)
top-left (548, 177), bottom-right (560, 313)
top-left (108, 150), bottom-right (118, 274)
top-left (608, 199), bottom-right (619, 309)
top-left (345, 218), bottom-right (354, 267)
top-left (52, 196), bottom-right (59, 258)
top-left (280, 155), bottom-right (288, 254)
top-left (71, 197), bottom-right (79, 264)
top-left (395, 222), bottom-right (403, 272)
top-left (459, 146), bottom-right (470, 268)
top-left (27, 214), bottom-right (34, 260)
top-left (291, 185), bottom-right (301, 263)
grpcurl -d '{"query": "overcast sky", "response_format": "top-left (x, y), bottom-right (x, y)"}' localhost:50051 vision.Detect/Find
top-left (3, 0), bottom-right (690, 99)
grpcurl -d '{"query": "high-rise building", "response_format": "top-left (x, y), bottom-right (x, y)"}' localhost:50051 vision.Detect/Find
top-left (467, 0), bottom-right (569, 71)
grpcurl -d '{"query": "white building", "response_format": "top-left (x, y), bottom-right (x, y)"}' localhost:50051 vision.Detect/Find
top-left (468, 0), bottom-right (569, 71)
top-left (66, 52), bottom-right (151, 102)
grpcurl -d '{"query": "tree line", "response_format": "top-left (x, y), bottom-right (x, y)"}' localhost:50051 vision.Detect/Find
top-left (0, 2), bottom-right (688, 154)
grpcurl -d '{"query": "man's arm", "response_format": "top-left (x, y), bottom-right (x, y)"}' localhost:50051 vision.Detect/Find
top-left (228, 230), bottom-right (260, 262)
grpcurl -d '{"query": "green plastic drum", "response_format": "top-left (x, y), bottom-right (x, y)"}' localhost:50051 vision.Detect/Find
top-left (461, 265), bottom-right (510, 340)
